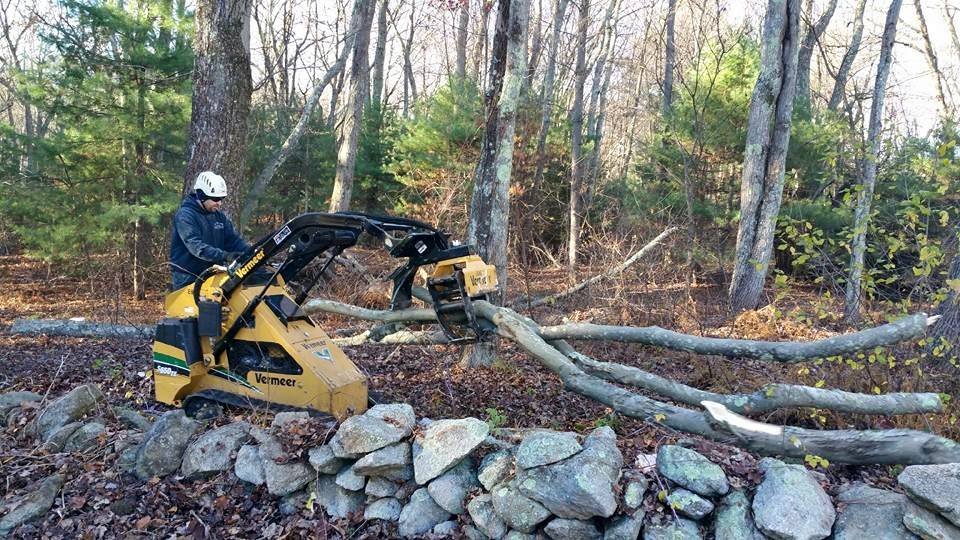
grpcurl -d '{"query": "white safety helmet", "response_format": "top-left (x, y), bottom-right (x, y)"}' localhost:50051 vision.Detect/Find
top-left (194, 171), bottom-right (228, 198)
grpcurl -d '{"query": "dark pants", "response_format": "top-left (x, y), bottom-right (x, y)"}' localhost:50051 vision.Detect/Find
top-left (171, 270), bottom-right (197, 291)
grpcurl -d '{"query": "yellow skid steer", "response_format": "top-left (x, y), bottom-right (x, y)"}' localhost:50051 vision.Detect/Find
top-left (152, 212), bottom-right (498, 419)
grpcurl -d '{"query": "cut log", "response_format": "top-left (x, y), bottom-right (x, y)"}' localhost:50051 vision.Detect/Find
top-left (9, 319), bottom-right (153, 340)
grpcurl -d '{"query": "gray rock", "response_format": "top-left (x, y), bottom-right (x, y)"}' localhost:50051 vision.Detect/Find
top-left (353, 442), bottom-right (411, 476)
top-left (133, 410), bottom-right (199, 480)
top-left (464, 524), bottom-right (490, 540)
top-left (366, 476), bottom-right (401, 498)
top-left (832, 483), bottom-right (916, 539)
top-left (433, 520), bottom-right (459, 536)
top-left (308, 445), bottom-right (347, 474)
top-left (330, 403), bottom-right (416, 455)
top-left (413, 417), bottom-right (489, 484)
top-left (30, 384), bottom-right (105, 441)
top-left (752, 458), bottom-right (835, 540)
top-left (656, 445), bottom-right (729, 498)
top-left (427, 457), bottom-right (479, 514)
top-left (314, 475), bottom-right (365, 518)
top-left (479, 450), bottom-right (515, 490)
top-left (364, 497), bottom-right (403, 521)
top-left (491, 480), bottom-right (552, 533)
top-left (63, 421), bottom-right (106, 453)
top-left (623, 476), bottom-right (649, 511)
top-left (903, 501), bottom-right (960, 540)
top-left (0, 473), bottom-right (65, 536)
top-left (235, 444), bottom-right (265, 485)
top-left (117, 444), bottom-right (139, 474)
top-left (328, 435), bottom-right (362, 459)
top-left (271, 411), bottom-right (310, 428)
top-left (180, 422), bottom-right (251, 479)
top-left (336, 464), bottom-right (367, 491)
top-left (382, 464), bottom-right (415, 482)
top-left (255, 431), bottom-right (314, 496)
top-left (544, 518), bottom-right (602, 540)
top-left (504, 531), bottom-right (537, 540)
top-left (900, 464), bottom-right (960, 528)
top-left (468, 493), bottom-right (508, 540)
top-left (517, 426), bottom-right (622, 519)
top-left (279, 488), bottom-right (311, 516)
top-left (516, 431), bottom-right (582, 469)
top-left (398, 488), bottom-right (452, 537)
top-left (715, 490), bottom-right (764, 540)
top-left (42, 421), bottom-right (82, 452)
top-left (604, 513), bottom-right (644, 540)
top-left (643, 518), bottom-right (702, 540)
top-left (113, 406), bottom-right (152, 431)
top-left (667, 488), bottom-right (714, 520)
top-left (0, 390), bottom-right (41, 410)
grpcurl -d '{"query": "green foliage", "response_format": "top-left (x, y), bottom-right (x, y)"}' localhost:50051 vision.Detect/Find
top-left (484, 407), bottom-right (508, 431)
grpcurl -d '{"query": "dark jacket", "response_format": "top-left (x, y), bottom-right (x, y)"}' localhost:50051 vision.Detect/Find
top-left (169, 194), bottom-right (248, 288)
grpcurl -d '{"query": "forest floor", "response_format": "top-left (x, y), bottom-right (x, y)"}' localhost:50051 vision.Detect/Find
top-left (0, 249), bottom-right (951, 538)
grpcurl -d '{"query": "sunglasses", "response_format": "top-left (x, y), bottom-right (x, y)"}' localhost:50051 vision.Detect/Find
top-left (208, 196), bottom-right (225, 202)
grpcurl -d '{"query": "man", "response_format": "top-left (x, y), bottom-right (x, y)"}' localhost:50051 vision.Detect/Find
top-left (169, 171), bottom-right (249, 290)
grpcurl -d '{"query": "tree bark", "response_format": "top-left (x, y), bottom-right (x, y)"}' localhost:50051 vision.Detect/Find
top-left (183, 0), bottom-right (253, 215)
top-left (827, 0), bottom-right (866, 112)
top-left (567, 0), bottom-right (590, 274)
top-left (371, 0), bottom-right (390, 107)
top-left (844, 0), bottom-right (903, 322)
top-left (912, 0), bottom-right (951, 118)
top-left (530, 0), bottom-right (569, 194)
top-left (728, 0), bottom-right (801, 313)
top-left (463, 0), bottom-right (528, 368)
top-left (929, 235), bottom-right (960, 360)
top-left (795, 0), bottom-right (837, 116)
top-left (329, 0), bottom-right (377, 212)
top-left (455, 0), bottom-right (469, 80)
top-left (662, 0), bottom-right (677, 119)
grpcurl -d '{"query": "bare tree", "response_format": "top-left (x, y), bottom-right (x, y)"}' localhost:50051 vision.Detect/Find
top-left (661, 0), bottom-right (677, 119)
top-left (567, 0), bottom-right (590, 273)
top-left (912, 0), bottom-right (952, 117)
top-left (370, 0), bottom-right (390, 107)
top-left (530, 0), bottom-right (569, 193)
top-left (464, 0), bottom-right (529, 367)
top-left (728, 0), bottom-right (801, 313)
top-left (827, 0), bottom-right (866, 112)
top-left (455, 0), bottom-right (469, 80)
top-left (183, 0), bottom-right (253, 218)
top-left (795, 0), bottom-right (837, 115)
top-left (843, 0), bottom-right (904, 322)
top-left (329, 0), bottom-right (377, 212)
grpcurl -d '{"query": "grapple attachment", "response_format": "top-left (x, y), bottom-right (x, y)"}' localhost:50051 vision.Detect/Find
top-left (427, 255), bottom-right (499, 342)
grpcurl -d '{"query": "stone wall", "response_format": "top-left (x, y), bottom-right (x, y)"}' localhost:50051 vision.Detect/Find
top-left (2, 386), bottom-right (960, 539)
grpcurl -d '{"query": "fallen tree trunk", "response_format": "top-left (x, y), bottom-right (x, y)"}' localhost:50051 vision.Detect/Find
top-left (9, 319), bottom-right (154, 340)
top-left (472, 301), bottom-right (960, 464)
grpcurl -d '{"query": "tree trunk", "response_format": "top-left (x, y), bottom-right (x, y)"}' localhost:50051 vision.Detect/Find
top-left (662, 0), bottom-right (677, 119)
top-left (525, 0), bottom-right (543, 87)
top-left (473, 2), bottom-right (490, 84)
top-left (371, 0), bottom-right (389, 107)
top-left (795, 0), bottom-right (837, 116)
top-left (530, 0), bottom-right (569, 193)
top-left (584, 0), bottom-right (619, 205)
top-left (728, 0), bottom-right (801, 313)
top-left (183, 0), bottom-right (253, 216)
top-left (930, 233), bottom-right (960, 360)
top-left (463, 0), bottom-right (528, 368)
top-left (843, 0), bottom-right (903, 322)
top-left (912, 0), bottom-right (951, 117)
top-left (567, 0), bottom-right (589, 274)
top-left (329, 0), bottom-right (376, 212)
top-left (455, 0), bottom-right (469, 80)
top-left (827, 0), bottom-right (866, 112)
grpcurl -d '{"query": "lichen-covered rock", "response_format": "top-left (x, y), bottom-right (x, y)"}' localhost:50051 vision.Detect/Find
top-left (752, 458), bottom-right (835, 540)
top-left (42, 421), bottom-right (83, 452)
top-left (113, 407), bottom-right (153, 431)
top-left (427, 457), bottom-right (478, 514)
top-left (63, 421), bottom-right (106, 453)
top-left (433, 520), bottom-right (458, 536)
top-left (491, 480), bottom-right (552, 533)
top-left (544, 518), bottom-right (602, 540)
top-left (30, 384), bottom-right (104, 441)
top-left (330, 403), bottom-right (416, 455)
top-left (517, 427), bottom-right (622, 519)
top-left (643, 518), bottom-right (702, 540)
top-left (364, 497), bottom-right (402, 521)
top-left (899, 464), bottom-right (960, 528)
top-left (604, 513), bottom-right (644, 540)
top-left (515, 431), bottom-right (581, 469)
top-left (308, 445), bottom-right (347, 474)
top-left (714, 490), bottom-right (764, 540)
top-left (235, 444), bottom-right (265, 485)
top-left (133, 410), bottom-right (199, 480)
top-left (353, 442), bottom-right (411, 476)
top-left (366, 476), bottom-right (401, 498)
top-left (832, 483), bottom-right (916, 539)
top-left (336, 464), bottom-right (367, 491)
top-left (271, 411), bottom-right (309, 428)
top-left (468, 493), bottom-right (508, 540)
top-left (0, 391), bottom-right (41, 412)
top-left (398, 488), bottom-right (452, 537)
top-left (656, 445), bottom-right (729, 498)
top-left (413, 418), bottom-right (489, 484)
top-left (0, 473), bottom-right (65, 537)
top-left (180, 422), bottom-right (251, 479)
top-left (667, 488), bottom-right (714, 520)
top-left (623, 475), bottom-right (649, 511)
top-left (902, 501), bottom-right (960, 540)
top-left (479, 450), bottom-right (515, 490)
top-left (314, 475), bottom-right (365, 518)
top-left (253, 430), bottom-right (314, 496)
